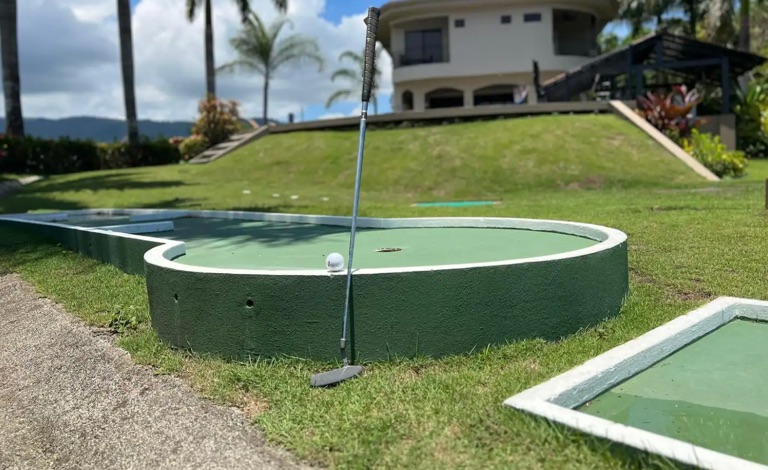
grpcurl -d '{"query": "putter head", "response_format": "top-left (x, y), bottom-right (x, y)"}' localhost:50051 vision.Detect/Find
top-left (310, 365), bottom-right (364, 387)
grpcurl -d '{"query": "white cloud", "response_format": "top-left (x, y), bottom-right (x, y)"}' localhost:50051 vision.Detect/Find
top-left (8, 0), bottom-right (393, 123)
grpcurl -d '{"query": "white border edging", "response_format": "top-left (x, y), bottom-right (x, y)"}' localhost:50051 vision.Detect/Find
top-left (0, 208), bottom-right (627, 277)
top-left (503, 296), bottom-right (768, 470)
top-left (609, 100), bottom-right (720, 182)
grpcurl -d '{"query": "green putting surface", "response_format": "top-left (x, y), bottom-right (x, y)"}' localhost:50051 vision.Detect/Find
top-left (149, 218), bottom-right (597, 270)
top-left (578, 318), bottom-right (768, 465)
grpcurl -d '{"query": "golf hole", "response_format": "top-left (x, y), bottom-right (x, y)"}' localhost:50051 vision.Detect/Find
top-left (375, 247), bottom-right (402, 253)
top-left (246, 299), bottom-right (254, 308)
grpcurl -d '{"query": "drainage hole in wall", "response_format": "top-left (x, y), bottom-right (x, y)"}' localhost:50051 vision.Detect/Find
top-left (375, 247), bottom-right (402, 253)
top-left (174, 293), bottom-right (178, 303)
top-left (246, 299), bottom-right (254, 308)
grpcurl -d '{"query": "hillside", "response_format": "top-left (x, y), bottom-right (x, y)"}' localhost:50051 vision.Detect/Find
top-left (0, 114), bottom-right (706, 214)
top-left (0, 116), bottom-right (278, 142)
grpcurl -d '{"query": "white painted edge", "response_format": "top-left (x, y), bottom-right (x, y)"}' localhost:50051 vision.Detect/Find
top-left (608, 100), bottom-right (720, 182)
top-left (0, 208), bottom-right (628, 277)
top-left (100, 221), bottom-right (175, 234)
top-left (503, 296), bottom-right (768, 470)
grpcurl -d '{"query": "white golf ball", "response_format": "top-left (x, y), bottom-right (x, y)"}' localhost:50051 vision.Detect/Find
top-left (325, 252), bottom-right (344, 272)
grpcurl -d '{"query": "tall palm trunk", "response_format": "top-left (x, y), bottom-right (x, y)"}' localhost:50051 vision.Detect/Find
top-left (739, 0), bottom-right (751, 51)
top-left (117, 0), bottom-right (139, 150)
top-left (262, 72), bottom-right (269, 124)
top-left (205, 0), bottom-right (215, 98)
top-left (0, 0), bottom-right (24, 137)
top-left (685, 0), bottom-right (697, 36)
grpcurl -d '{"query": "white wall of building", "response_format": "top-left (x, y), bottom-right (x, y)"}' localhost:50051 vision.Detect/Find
top-left (391, 6), bottom-right (600, 83)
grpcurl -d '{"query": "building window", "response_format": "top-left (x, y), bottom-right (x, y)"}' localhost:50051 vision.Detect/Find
top-left (501, 15), bottom-right (511, 24)
top-left (403, 29), bottom-right (443, 65)
top-left (523, 13), bottom-right (541, 22)
top-left (454, 18), bottom-right (465, 28)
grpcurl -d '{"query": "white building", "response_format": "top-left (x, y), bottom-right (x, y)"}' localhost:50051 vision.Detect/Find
top-left (377, 0), bottom-right (620, 112)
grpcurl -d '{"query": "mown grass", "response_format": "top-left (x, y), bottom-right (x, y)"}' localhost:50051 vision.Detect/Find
top-left (1, 115), bottom-right (767, 469)
top-left (0, 114), bottom-right (703, 215)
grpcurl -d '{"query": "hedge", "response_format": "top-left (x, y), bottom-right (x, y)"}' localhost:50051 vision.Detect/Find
top-left (0, 135), bottom-right (182, 175)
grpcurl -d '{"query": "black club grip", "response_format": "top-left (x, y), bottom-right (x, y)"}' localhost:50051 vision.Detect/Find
top-left (361, 7), bottom-right (380, 103)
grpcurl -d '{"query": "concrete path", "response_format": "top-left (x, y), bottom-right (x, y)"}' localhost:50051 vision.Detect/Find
top-left (0, 274), bottom-right (311, 470)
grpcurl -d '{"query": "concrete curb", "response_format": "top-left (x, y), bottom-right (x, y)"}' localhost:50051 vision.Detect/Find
top-left (608, 100), bottom-right (720, 182)
top-left (0, 175), bottom-right (44, 198)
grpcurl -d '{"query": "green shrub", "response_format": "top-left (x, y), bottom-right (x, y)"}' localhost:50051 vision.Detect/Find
top-left (734, 81), bottom-right (768, 158)
top-left (682, 129), bottom-right (748, 178)
top-left (191, 94), bottom-right (241, 147)
top-left (0, 135), bottom-right (101, 174)
top-left (178, 134), bottom-right (209, 160)
top-left (0, 135), bottom-right (181, 175)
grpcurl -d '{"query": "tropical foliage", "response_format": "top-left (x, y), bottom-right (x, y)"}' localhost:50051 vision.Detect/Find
top-left (191, 95), bottom-right (242, 147)
top-left (216, 12), bottom-right (324, 123)
top-left (185, 0), bottom-right (287, 98)
top-left (682, 128), bottom-right (748, 177)
top-left (326, 45), bottom-right (383, 114)
top-left (636, 85), bottom-right (704, 142)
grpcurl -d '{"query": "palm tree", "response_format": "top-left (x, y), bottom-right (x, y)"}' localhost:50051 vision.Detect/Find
top-left (618, 0), bottom-right (677, 36)
top-left (186, 0), bottom-right (288, 99)
top-left (117, 0), bottom-right (139, 151)
top-left (0, 0), bottom-right (23, 137)
top-left (216, 12), bottom-right (324, 123)
top-left (737, 0), bottom-right (765, 51)
top-left (704, 0), bottom-right (738, 45)
top-left (325, 45), bottom-right (382, 115)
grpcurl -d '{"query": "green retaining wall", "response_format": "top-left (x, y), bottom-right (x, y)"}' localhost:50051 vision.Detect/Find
top-left (1, 212), bottom-right (629, 362)
top-left (146, 241), bottom-right (628, 362)
top-left (0, 218), bottom-right (161, 275)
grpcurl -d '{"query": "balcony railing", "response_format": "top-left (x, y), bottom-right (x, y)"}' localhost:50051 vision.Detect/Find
top-left (393, 50), bottom-right (450, 68)
top-left (553, 40), bottom-right (598, 57)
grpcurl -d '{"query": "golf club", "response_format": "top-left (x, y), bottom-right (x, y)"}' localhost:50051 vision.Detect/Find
top-left (310, 6), bottom-right (380, 388)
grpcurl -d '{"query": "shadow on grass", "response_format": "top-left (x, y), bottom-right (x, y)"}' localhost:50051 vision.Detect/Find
top-left (0, 195), bottom-right (91, 214)
top-left (0, 227), bottom-right (64, 273)
top-left (24, 172), bottom-right (191, 194)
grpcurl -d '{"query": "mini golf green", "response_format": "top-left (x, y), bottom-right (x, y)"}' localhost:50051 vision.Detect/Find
top-left (159, 219), bottom-right (597, 270)
top-left (0, 209), bottom-right (629, 362)
top-left (578, 318), bottom-right (768, 466)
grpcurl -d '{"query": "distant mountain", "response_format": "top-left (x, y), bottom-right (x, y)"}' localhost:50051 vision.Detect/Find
top-left (0, 116), bottom-right (279, 143)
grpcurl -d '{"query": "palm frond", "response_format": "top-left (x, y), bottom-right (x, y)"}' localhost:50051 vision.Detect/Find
top-left (219, 10), bottom-right (323, 79)
top-left (272, 0), bottom-right (288, 14)
top-left (270, 35), bottom-right (324, 72)
top-left (216, 59), bottom-right (263, 75)
top-left (186, 0), bottom-right (201, 21)
top-left (330, 68), bottom-right (359, 83)
top-left (235, 0), bottom-right (251, 22)
top-left (338, 50), bottom-right (364, 64)
top-left (325, 89), bottom-right (355, 108)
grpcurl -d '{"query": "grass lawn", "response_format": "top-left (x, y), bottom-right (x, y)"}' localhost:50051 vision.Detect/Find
top-left (1, 115), bottom-right (768, 469)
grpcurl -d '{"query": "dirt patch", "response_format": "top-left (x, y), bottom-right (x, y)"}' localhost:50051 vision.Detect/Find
top-left (672, 290), bottom-right (714, 302)
top-left (655, 187), bottom-right (723, 194)
top-left (241, 395), bottom-right (271, 419)
top-left (629, 268), bottom-right (655, 285)
top-left (649, 205), bottom-right (705, 212)
top-left (564, 175), bottom-right (605, 190)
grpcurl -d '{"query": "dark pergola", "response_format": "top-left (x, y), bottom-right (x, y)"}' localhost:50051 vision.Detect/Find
top-left (539, 30), bottom-right (768, 113)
